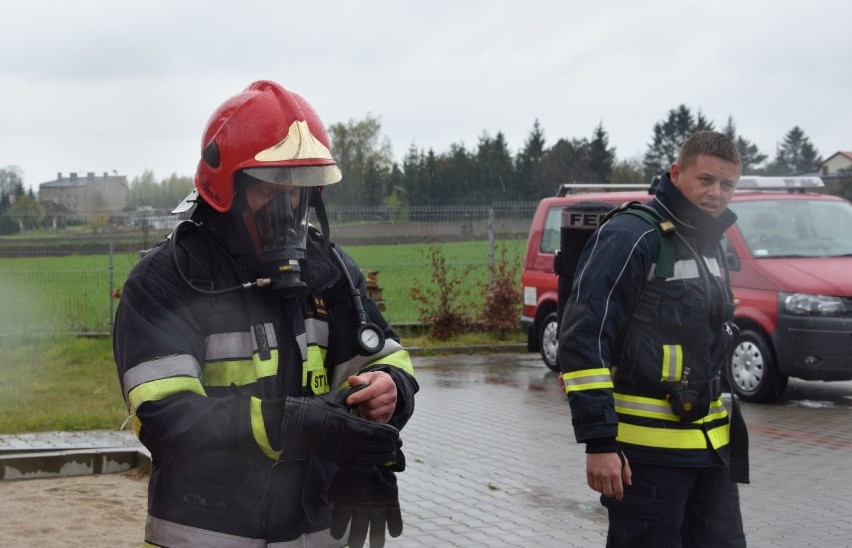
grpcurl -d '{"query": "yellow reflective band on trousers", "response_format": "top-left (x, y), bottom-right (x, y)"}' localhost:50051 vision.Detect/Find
top-left (661, 344), bottom-right (683, 382)
top-left (203, 349), bottom-right (279, 387)
top-left (250, 396), bottom-right (282, 461)
top-left (562, 368), bottom-right (613, 395)
top-left (615, 393), bottom-right (729, 423)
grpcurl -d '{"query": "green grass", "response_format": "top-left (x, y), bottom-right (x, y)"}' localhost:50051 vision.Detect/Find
top-left (0, 335), bottom-right (128, 434)
top-left (0, 240), bottom-right (526, 331)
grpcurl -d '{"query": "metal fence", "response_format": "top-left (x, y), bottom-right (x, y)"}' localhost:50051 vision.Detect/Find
top-left (0, 203), bottom-right (537, 335)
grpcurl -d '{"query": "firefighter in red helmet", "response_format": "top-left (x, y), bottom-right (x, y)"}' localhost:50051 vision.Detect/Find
top-left (114, 80), bottom-right (418, 548)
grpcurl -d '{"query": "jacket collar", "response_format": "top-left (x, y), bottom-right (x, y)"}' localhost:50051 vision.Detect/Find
top-left (651, 172), bottom-right (737, 248)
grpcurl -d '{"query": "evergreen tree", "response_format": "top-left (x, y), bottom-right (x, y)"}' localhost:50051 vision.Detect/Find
top-left (722, 116), bottom-right (767, 174)
top-left (643, 105), bottom-right (715, 178)
top-left (588, 122), bottom-right (616, 183)
top-left (473, 131), bottom-right (515, 203)
top-left (401, 144), bottom-right (426, 205)
top-left (532, 138), bottom-right (597, 197)
top-left (766, 126), bottom-right (821, 175)
top-left (515, 120), bottom-right (546, 198)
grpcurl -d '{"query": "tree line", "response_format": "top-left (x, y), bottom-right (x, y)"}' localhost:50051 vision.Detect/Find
top-left (322, 104), bottom-right (830, 208)
top-left (0, 103), bottom-right (845, 219)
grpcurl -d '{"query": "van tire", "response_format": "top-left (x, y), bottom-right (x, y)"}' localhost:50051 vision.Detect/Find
top-left (540, 312), bottom-right (560, 372)
top-left (728, 329), bottom-right (788, 403)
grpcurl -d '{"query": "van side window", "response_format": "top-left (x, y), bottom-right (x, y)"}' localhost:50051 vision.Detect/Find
top-left (720, 235), bottom-right (740, 272)
top-left (541, 206), bottom-right (562, 253)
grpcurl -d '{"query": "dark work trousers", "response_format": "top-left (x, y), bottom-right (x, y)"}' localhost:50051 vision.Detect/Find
top-left (601, 461), bottom-right (746, 548)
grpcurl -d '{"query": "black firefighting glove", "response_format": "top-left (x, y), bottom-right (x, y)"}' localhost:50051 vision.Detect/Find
top-left (329, 445), bottom-right (405, 548)
top-left (267, 384), bottom-right (401, 468)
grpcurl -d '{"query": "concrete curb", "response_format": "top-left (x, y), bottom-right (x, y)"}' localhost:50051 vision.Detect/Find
top-left (0, 448), bottom-right (151, 481)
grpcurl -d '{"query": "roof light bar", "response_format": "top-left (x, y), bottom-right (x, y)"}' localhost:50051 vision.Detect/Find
top-left (736, 176), bottom-right (824, 191)
top-left (556, 183), bottom-right (650, 197)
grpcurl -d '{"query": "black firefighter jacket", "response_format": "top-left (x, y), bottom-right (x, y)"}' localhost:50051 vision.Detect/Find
top-left (558, 173), bottom-right (737, 468)
top-left (113, 219), bottom-right (418, 547)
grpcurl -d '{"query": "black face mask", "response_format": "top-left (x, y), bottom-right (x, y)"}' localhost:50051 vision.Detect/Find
top-left (231, 179), bottom-right (312, 294)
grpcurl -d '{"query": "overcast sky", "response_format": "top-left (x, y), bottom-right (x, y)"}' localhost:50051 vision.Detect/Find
top-left (2, 0), bottom-right (850, 192)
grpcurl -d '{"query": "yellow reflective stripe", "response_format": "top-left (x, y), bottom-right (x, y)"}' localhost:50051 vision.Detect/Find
top-left (705, 422), bottom-right (731, 449)
top-left (304, 346), bottom-right (330, 395)
top-left (331, 340), bottom-right (413, 388)
top-left (203, 359), bottom-right (256, 386)
top-left (618, 421), bottom-right (730, 450)
top-left (562, 368), bottom-right (613, 394)
top-left (250, 396), bottom-right (281, 461)
top-left (370, 349), bottom-right (415, 378)
top-left (203, 349), bottom-right (279, 387)
top-left (614, 393), bottom-right (679, 422)
top-left (661, 345), bottom-right (682, 382)
top-left (703, 398), bottom-right (728, 422)
top-left (127, 377), bottom-right (206, 413)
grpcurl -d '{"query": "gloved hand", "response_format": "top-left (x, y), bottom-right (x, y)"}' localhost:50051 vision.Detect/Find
top-left (276, 385), bottom-right (400, 468)
top-left (329, 458), bottom-right (404, 548)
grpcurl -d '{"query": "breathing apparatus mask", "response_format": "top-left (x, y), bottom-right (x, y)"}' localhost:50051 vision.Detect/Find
top-left (230, 169), bottom-right (324, 295)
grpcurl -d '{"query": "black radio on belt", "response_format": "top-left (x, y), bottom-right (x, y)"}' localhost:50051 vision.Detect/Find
top-left (667, 368), bottom-right (706, 422)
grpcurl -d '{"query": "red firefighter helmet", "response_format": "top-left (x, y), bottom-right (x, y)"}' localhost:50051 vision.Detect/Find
top-left (190, 80), bottom-right (342, 213)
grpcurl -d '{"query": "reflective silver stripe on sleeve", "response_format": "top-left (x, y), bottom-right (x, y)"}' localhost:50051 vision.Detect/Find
top-left (330, 338), bottom-right (405, 388)
top-left (123, 354), bottom-right (201, 402)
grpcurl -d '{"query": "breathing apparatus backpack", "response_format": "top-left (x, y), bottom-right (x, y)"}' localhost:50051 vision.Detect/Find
top-left (553, 200), bottom-right (675, 342)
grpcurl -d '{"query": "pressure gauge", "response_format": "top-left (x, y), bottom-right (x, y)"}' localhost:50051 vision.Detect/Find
top-left (356, 323), bottom-right (385, 355)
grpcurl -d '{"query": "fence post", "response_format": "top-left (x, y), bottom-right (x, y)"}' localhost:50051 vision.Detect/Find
top-left (488, 207), bottom-right (495, 284)
top-left (108, 221), bottom-right (115, 336)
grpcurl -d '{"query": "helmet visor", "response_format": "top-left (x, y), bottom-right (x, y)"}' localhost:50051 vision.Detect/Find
top-left (243, 164), bottom-right (342, 187)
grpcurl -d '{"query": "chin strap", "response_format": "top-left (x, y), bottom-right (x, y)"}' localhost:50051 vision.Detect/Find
top-left (310, 188), bottom-right (331, 252)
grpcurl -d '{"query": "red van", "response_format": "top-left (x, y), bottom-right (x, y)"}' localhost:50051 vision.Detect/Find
top-left (521, 178), bottom-right (852, 402)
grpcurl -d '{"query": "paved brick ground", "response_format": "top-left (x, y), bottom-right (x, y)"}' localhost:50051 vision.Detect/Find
top-left (3, 351), bottom-right (852, 547)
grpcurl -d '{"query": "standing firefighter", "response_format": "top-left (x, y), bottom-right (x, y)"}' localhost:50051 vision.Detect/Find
top-left (559, 131), bottom-right (748, 547)
top-left (113, 80), bottom-right (418, 548)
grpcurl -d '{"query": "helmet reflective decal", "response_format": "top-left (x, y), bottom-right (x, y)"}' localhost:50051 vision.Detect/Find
top-left (255, 120), bottom-right (335, 163)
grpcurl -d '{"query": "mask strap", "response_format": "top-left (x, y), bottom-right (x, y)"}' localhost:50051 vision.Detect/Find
top-left (310, 188), bottom-right (331, 251)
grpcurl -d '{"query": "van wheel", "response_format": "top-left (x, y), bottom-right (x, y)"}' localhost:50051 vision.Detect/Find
top-left (540, 312), bottom-right (560, 372)
top-left (728, 329), bottom-right (788, 403)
